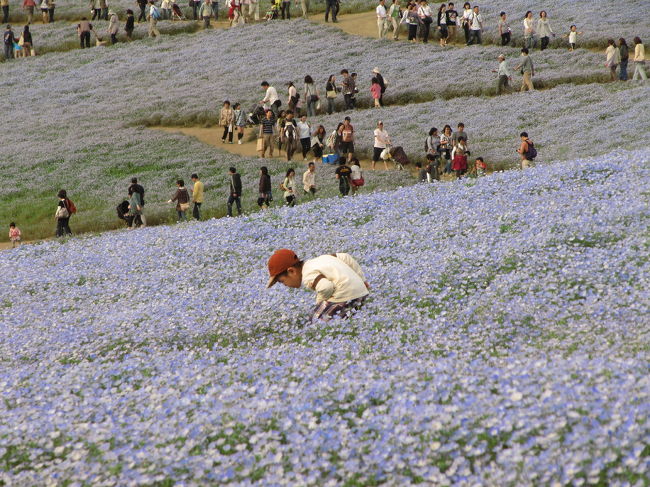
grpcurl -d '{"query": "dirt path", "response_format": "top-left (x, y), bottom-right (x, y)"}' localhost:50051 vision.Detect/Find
top-left (152, 126), bottom-right (412, 173)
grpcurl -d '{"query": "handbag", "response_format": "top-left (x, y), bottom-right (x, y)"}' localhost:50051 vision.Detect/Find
top-left (30, 48), bottom-right (36, 56)
top-left (55, 205), bottom-right (69, 219)
top-left (256, 137), bottom-right (264, 151)
top-left (179, 202), bottom-right (190, 211)
top-left (17, 35), bottom-right (24, 46)
top-left (309, 94), bottom-right (319, 102)
top-left (326, 89), bottom-right (337, 98)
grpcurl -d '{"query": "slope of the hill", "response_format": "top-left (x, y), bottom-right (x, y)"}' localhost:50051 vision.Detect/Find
top-left (0, 150), bottom-right (648, 485)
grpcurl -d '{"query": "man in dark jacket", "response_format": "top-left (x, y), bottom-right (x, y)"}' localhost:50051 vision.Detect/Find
top-left (3, 25), bottom-right (15, 60)
top-left (128, 177), bottom-right (146, 226)
top-left (227, 167), bottom-right (242, 217)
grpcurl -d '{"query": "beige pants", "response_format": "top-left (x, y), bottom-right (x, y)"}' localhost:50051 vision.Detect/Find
top-left (377, 17), bottom-right (388, 38)
top-left (300, 0), bottom-right (308, 17)
top-left (521, 71), bottom-right (534, 91)
top-left (390, 17), bottom-right (399, 39)
top-left (148, 18), bottom-right (160, 37)
top-left (248, 1), bottom-right (259, 20)
top-left (260, 134), bottom-right (274, 157)
top-left (521, 159), bottom-right (531, 169)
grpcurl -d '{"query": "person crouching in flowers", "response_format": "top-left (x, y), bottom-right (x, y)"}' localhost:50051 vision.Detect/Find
top-left (266, 249), bottom-right (370, 322)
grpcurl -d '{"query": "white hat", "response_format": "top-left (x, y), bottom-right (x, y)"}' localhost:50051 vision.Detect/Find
top-left (372, 67), bottom-right (380, 74)
top-left (498, 53), bottom-right (505, 59)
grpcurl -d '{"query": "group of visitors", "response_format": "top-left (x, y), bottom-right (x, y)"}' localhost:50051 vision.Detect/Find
top-left (491, 48), bottom-right (535, 93)
top-left (604, 36), bottom-right (647, 82)
top-left (4, 0), bottom-right (56, 25)
top-left (3, 24), bottom-right (34, 58)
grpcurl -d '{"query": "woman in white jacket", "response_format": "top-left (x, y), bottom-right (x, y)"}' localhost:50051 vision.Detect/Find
top-left (605, 38), bottom-right (621, 81)
top-left (108, 10), bottom-right (119, 43)
top-left (536, 11), bottom-right (554, 51)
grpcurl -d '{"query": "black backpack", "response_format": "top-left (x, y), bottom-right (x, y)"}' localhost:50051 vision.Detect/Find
top-left (525, 140), bottom-right (537, 160)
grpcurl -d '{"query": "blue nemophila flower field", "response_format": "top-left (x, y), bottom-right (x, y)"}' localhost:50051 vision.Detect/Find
top-left (1, 149), bottom-right (648, 485)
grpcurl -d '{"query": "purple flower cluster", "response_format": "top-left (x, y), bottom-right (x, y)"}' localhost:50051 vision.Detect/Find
top-left (1, 149), bottom-right (648, 484)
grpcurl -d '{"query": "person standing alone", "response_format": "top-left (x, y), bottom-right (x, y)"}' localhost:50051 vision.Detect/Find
top-left (191, 173), bottom-right (204, 220)
top-left (227, 167), bottom-right (242, 217)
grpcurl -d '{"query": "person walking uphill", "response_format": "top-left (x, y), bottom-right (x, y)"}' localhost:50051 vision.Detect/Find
top-left (266, 249), bottom-right (370, 323)
top-left (199, 0), bottom-right (213, 28)
top-left (515, 48), bottom-right (535, 91)
top-left (147, 0), bottom-right (161, 38)
top-left (227, 167), bottom-right (242, 217)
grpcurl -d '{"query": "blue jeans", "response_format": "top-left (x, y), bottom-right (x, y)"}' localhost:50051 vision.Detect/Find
top-left (467, 29), bottom-right (481, 45)
top-left (177, 210), bottom-right (187, 222)
top-left (619, 59), bottom-right (628, 81)
top-left (306, 99), bottom-right (316, 117)
top-left (4, 44), bottom-right (13, 60)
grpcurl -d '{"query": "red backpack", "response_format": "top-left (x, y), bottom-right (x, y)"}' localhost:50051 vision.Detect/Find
top-left (65, 198), bottom-right (77, 215)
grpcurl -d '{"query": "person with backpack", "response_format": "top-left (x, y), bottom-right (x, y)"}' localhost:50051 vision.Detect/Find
top-left (147, 0), bottom-right (161, 37)
top-left (128, 177), bottom-right (146, 226)
top-left (3, 24), bottom-right (15, 59)
top-left (55, 189), bottom-right (75, 237)
top-left (227, 167), bottom-right (242, 217)
top-left (167, 179), bottom-right (190, 222)
top-left (282, 110), bottom-right (299, 161)
top-left (517, 131), bottom-right (536, 169)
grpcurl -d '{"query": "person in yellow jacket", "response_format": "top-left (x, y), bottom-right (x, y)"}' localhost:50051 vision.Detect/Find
top-left (191, 173), bottom-right (204, 220)
top-left (266, 249), bottom-right (370, 322)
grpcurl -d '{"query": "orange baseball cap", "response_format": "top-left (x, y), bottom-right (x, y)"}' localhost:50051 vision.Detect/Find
top-left (266, 249), bottom-right (300, 288)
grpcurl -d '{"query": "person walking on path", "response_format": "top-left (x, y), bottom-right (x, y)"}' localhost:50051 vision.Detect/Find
top-left (372, 121), bottom-right (391, 170)
top-left (266, 249), bottom-right (370, 322)
top-left (258, 109), bottom-right (276, 158)
top-left (191, 173), bottom-right (204, 220)
top-left (324, 0), bottom-right (336, 23)
top-left (108, 10), bottom-right (118, 43)
top-left (516, 131), bottom-right (536, 169)
top-left (281, 168), bottom-right (296, 207)
top-left (128, 177), bottom-right (147, 226)
top-left (299, 0), bottom-right (307, 18)
top-left (282, 110), bottom-right (298, 161)
top-left (199, 0), bottom-right (213, 27)
top-left (537, 11), bottom-right (554, 51)
top-left (23, 0), bottom-right (36, 24)
top-left (137, 0), bottom-right (147, 22)
top-left (565, 25), bottom-right (582, 51)
top-left (257, 166), bottom-right (272, 209)
top-left (523, 10), bottom-right (535, 50)
top-left (417, 0), bottom-right (432, 43)
top-left (376, 0), bottom-right (388, 39)
top-left (220, 100), bottom-right (234, 144)
top-left (405, 3), bottom-right (418, 42)
top-left (632, 37), bottom-right (647, 80)
top-left (605, 38), bottom-right (620, 82)
top-left (302, 162), bottom-right (317, 197)
top-left (297, 115), bottom-right (312, 161)
top-left (446, 2), bottom-right (457, 42)
top-left (460, 2), bottom-right (471, 44)
top-left (618, 38), bottom-right (629, 81)
top-left (340, 69), bottom-right (355, 110)
top-left (99, 0), bottom-right (108, 20)
top-left (325, 75), bottom-right (338, 115)
top-left (18, 25), bottom-right (32, 57)
top-left (47, 0), bottom-right (55, 21)
top-left (3, 24), bottom-right (15, 59)
top-left (493, 54), bottom-right (512, 94)
top-left (466, 5), bottom-right (482, 45)
top-left (40, 0), bottom-right (49, 24)
top-left (8, 222), bottom-right (21, 248)
top-left (1, 0), bottom-right (9, 24)
top-left (232, 102), bottom-right (246, 144)
top-left (515, 48), bottom-right (535, 91)
top-left (227, 167), bottom-right (242, 217)
top-left (55, 190), bottom-right (73, 237)
top-left (387, 0), bottom-right (400, 40)
top-left (498, 11), bottom-right (511, 46)
top-left (147, 0), bottom-right (161, 38)
top-left (335, 159), bottom-right (352, 196)
top-left (168, 179), bottom-right (190, 222)
top-left (436, 3), bottom-right (447, 47)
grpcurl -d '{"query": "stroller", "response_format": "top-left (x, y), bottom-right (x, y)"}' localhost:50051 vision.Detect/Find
top-left (247, 104), bottom-right (266, 125)
top-left (171, 3), bottom-right (184, 20)
top-left (381, 145), bottom-right (410, 170)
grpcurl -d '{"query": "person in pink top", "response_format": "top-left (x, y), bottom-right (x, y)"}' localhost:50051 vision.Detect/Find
top-left (9, 222), bottom-right (21, 248)
top-left (23, 0), bottom-right (36, 23)
top-left (370, 77), bottom-right (382, 108)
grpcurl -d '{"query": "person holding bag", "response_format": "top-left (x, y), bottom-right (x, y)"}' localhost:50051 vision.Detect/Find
top-left (325, 75), bottom-right (338, 115)
top-left (55, 189), bottom-right (73, 237)
top-left (168, 179), bottom-right (190, 222)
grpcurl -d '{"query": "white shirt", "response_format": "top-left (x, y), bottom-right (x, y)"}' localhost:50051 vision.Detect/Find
top-left (569, 31), bottom-right (577, 43)
top-left (497, 60), bottom-right (510, 77)
top-left (374, 128), bottom-right (389, 148)
top-left (417, 5), bottom-right (431, 18)
top-left (351, 165), bottom-right (362, 180)
top-left (301, 253), bottom-right (369, 304)
top-left (297, 120), bottom-right (311, 139)
top-left (302, 169), bottom-right (315, 191)
top-left (523, 17), bottom-right (534, 35)
top-left (634, 43), bottom-right (645, 62)
top-left (376, 4), bottom-right (386, 18)
top-left (470, 11), bottom-right (481, 30)
top-left (262, 86), bottom-right (278, 107)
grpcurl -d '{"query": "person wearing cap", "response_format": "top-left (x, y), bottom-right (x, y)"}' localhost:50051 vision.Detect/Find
top-left (372, 67), bottom-right (387, 106)
top-left (492, 54), bottom-right (512, 94)
top-left (266, 249), bottom-right (370, 322)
